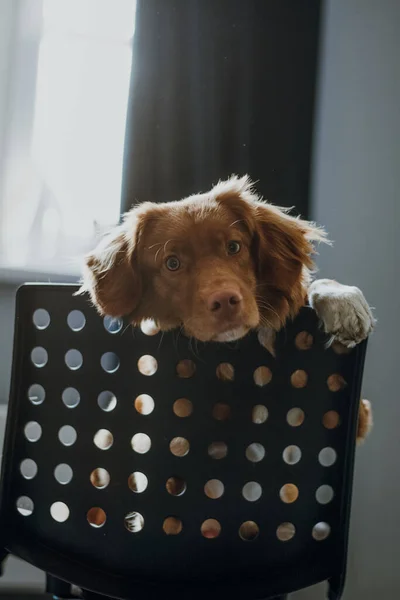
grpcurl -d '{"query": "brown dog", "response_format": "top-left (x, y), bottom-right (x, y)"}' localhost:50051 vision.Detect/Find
top-left (82, 176), bottom-right (326, 340)
top-left (82, 176), bottom-right (374, 448)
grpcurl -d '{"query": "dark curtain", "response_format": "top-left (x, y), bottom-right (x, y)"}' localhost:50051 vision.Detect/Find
top-left (121, 0), bottom-right (322, 218)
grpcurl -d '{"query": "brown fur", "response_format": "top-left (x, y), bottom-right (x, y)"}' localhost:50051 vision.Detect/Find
top-left (81, 176), bottom-right (325, 340)
top-left (357, 400), bottom-right (373, 443)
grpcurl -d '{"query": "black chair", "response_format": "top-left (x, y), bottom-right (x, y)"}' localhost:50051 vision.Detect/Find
top-left (0, 284), bottom-right (368, 599)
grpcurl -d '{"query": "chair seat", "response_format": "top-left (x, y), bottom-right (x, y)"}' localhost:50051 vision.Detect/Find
top-left (0, 284), bottom-right (367, 600)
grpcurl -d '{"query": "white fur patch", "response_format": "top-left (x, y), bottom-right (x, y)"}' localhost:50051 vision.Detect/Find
top-left (257, 328), bottom-right (276, 357)
top-left (213, 326), bottom-right (249, 342)
top-left (308, 279), bottom-right (375, 347)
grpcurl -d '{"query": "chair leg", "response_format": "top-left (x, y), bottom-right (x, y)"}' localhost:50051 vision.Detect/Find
top-left (46, 575), bottom-right (71, 599)
top-left (0, 549), bottom-right (8, 576)
top-left (82, 591), bottom-right (113, 600)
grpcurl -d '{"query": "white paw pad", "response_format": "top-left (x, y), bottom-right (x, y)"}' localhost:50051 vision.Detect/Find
top-left (309, 279), bottom-right (375, 347)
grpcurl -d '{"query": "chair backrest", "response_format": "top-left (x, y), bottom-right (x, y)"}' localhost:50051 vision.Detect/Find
top-left (0, 284), bottom-right (367, 600)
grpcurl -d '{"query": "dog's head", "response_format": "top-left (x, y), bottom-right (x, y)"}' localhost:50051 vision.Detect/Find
top-left (81, 176), bottom-right (325, 341)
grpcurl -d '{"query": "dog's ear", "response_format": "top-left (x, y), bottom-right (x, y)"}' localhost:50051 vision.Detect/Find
top-left (253, 199), bottom-right (327, 321)
top-left (254, 200), bottom-right (324, 275)
top-left (213, 175), bottom-right (328, 324)
top-left (80, 209), bottom-right (147, 317)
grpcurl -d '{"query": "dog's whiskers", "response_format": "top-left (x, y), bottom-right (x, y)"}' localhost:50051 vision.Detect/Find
top-left (173, 327), bottom-right (182, 353)
top-left (157, 330), bottom-right (165, 351)
top-left (154, 246), bottom-right (163, 262)
top-left (188, 336), bottom-right (197, 359)
top-left (122, 321), bottom-right (133, 336)
top-left (229, 219), bottom-right (244, 228)
top-left (258, 315), bottom-right (274, 329)
top-left (163, 239), bottom-right (175, 254)
top-left (255, 296), bottom-right (281, 322)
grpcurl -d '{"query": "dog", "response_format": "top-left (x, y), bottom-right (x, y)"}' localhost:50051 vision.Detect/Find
top-left (81, 176), bottom-right (374, 515)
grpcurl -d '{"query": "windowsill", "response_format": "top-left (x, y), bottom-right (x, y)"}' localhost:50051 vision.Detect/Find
top-left (0, 265), bottom-right (80, 285)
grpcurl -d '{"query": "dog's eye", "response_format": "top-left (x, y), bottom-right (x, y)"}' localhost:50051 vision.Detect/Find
top-left (166, 256), bottom-right (181, 271)
top-left (227, 241), bottom-right (241, 255)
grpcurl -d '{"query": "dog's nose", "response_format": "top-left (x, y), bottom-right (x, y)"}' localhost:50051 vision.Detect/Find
top-left (207, 290), bottom-right (243, 316)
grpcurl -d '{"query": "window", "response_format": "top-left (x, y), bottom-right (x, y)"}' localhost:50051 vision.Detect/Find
top-left (0, 0), bottom-right (136, 275)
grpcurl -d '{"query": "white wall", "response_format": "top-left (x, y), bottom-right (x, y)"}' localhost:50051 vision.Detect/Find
top-left (0, 284), bottom-right (16, 405)
top-left (295, 1), bottom-right (400, 598)
top-left (0, 0), bottom-right (18, 173)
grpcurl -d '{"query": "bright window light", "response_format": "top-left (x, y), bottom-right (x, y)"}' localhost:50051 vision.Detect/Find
top-left (0, 0), bottom-right (136, 274)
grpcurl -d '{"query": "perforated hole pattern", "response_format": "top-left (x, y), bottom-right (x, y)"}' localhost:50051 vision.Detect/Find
top-left (5, 285), bottom-right (366, 589)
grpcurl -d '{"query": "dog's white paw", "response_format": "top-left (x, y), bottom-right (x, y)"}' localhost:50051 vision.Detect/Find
top-left (308, 279), bottom-right (375, 347)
